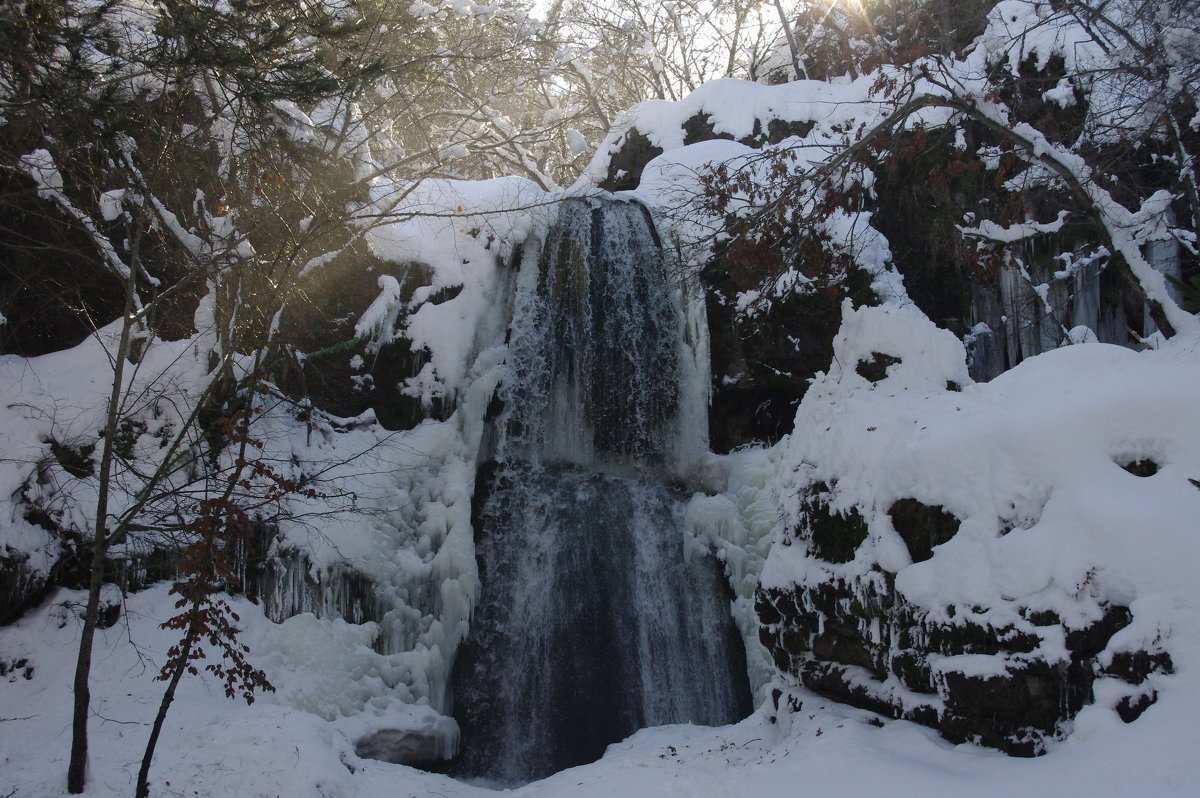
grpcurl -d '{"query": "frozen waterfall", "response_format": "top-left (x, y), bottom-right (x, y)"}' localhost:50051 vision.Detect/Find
top-left (449, 198), bottom-right (751, 785)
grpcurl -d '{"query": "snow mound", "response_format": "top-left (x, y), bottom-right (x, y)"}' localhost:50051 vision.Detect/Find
top-left (759, 299), bottom-right (1200, 753)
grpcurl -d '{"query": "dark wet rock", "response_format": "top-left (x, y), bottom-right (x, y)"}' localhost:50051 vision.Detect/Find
top-left (0, 656), bottom-right (34, 681)
top-left (96, 599), bottom-right (121, 629)
top-left (597, 130), bottom-right (663, 192)
top-left (756, 540), bottom-right (1161, 757)
top-left (49, 440), bottom-right (95, 479)
top-left (938, 659), bottom-right (1088, 756)
top-left (855, 352), bottom-right (901, 383)
top-left (1119, 458), bottom-right (1159, 477)
top-left (682, 112), bottom-right (734, 146)
top-left (1, 550), bottom-right (47, 626)
top-left (796, 484), bottom-right (869, 563)
top-left (888, 499), bottom-right (961, 563)
top-left (1065, 604), bottom-right (1132, 658)
top-left (704, 255), bottom-right (875, 453)
top-left (1104, 649), bottom-right (1174, 684)
top-left (356, 727), bottom-right (456, 767)
top-left (1115, 690), bottom-right (1157, 723)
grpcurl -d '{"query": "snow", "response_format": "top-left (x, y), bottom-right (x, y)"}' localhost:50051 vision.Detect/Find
top-left (354, 275), bottom-right (405, 352)
top-left (1, 291), bottom-right (1197, 787)
top-left (565, 128), bottom-right (589, 156)
top-left (4, 3), bottom-right (1200, 796)
top-left (978, 0), bottom-right (1105, 76)
top-left (98, 189), bottom-right (127, 222)
top-left (362, 175), bottom-right (547, 402)
top-left (578, 76), bottom-right (881, 182)
top-left (10, 290), bottom-right (1197, 798)
top-left (18, 149), bottom-right (65, 198)
top-left (959, 210), bottom-right (1071, 243)
top-left (408, 1), bottom-right (439, 19)
top-left (5, 575), bottom-right (1200, 798)
top-left (760, 299), bottom-right (1200, 736)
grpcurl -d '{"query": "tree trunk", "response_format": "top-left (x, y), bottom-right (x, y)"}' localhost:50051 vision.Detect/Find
top-left (67, 248), bottom-right (138, 793)
top-left (771, 0), bottom-right (804, 80)
top-left (66, 551), bottom-right (106, 793)
top-left (135, 605), bottom-right (200, 798)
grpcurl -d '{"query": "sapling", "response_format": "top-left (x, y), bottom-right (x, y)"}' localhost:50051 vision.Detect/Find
top-left (135, 402), bottom-right (324, 798)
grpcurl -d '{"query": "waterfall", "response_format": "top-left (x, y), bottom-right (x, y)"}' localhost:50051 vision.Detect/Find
top-left (449, 198), bottom-right (751, 786)
top-left (495, 197), bottom-right (681, 467)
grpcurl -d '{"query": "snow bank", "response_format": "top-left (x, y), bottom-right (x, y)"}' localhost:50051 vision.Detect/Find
top-left (761, 300), bottom-right (1200, 741)
top-left (577, 76), bottom-right (883, 189)
top-left (5, 569), bottom-right (1200, 798)
top-left (363, 176), bottom-right (548, 400)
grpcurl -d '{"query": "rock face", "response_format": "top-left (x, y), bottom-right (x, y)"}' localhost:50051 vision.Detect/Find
top-left (0, 551), bottom-right (47, 625)
top-left (275, 251), bottom-right (453, 430)
top-left (756, 493), bottom-right (1172, 755)
top-left (4, 506), bottom-right (380, 632)
top-left (703, 260), bottom-right (875, 453)
top-left (588, 62), bottom-right (1171, 452)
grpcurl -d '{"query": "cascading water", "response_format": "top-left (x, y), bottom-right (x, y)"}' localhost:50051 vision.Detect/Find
top-left (449, 198), bottom-right (751, 785)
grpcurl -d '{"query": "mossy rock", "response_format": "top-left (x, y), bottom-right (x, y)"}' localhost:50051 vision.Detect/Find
top-left (274, 251), bottom-right (455, 429)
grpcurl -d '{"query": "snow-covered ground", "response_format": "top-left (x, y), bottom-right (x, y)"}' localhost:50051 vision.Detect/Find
top-left (2, 556), bottom-right (1198, 798)
top-left (4, 302), bottom-right (1199, 798)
